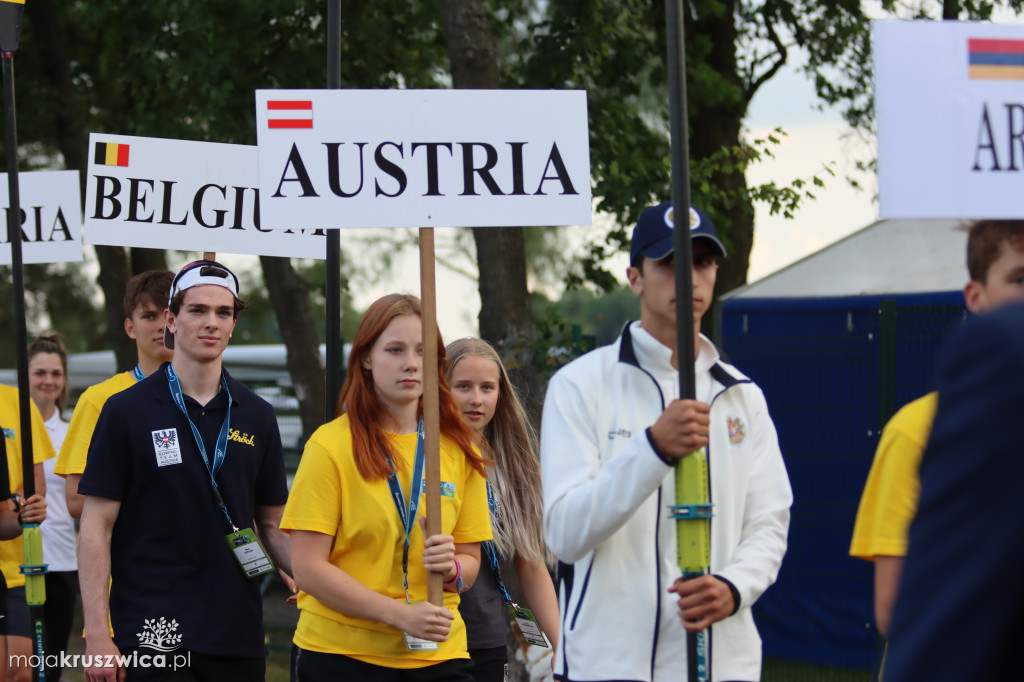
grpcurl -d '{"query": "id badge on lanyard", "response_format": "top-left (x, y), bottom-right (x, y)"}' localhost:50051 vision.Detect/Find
top-left (167, 365), bottom-right (275, 579)
top-left (483, 482), bottom-right (549, 648)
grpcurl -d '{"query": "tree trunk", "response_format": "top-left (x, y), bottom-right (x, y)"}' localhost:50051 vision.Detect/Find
top-left (685, 0), bottom-right (753, 339)
top-left (439, 3), bottom-right (540, 680)
top-left (438, 0), bottom-right (542, 423)
top-left (130, 247), bottom-right (168, 275)
top-left (94, 246), bottom-right (135, 371)
top-left (259, 256), bottom-right (326, 444)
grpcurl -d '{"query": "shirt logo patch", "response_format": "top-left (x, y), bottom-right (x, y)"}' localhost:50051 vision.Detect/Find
top-left (229, 428), bottom-right (255, 447)
top-left (440, 481), bottom-right (455, 498)
top-left (152, 428), bottom-right (183, 467)
top-left (3, 428), bottom-right (14, 440)
top-left (607, 428), bottom-right (632, 440)
top-left (727, 416), bottom-right (745, 445)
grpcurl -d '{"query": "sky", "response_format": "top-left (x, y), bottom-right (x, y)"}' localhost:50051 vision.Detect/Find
top-left (348, 54), bottom-right (880, 341)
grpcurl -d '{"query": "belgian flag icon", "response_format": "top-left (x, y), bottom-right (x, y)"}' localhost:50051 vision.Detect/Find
top-left (94, 141), bottom-right (130, 167)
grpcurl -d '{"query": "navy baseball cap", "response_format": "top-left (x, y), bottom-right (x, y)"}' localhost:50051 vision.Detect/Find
top-left (629, 202), bottom-right (727, 264)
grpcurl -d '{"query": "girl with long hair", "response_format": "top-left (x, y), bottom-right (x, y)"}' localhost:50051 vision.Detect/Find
top-left (445, 338), bottom-right (559, 680)
top-left (283, 294), bottom-right (493, 681)
top-left (27, 334), bottom-right (75, 682)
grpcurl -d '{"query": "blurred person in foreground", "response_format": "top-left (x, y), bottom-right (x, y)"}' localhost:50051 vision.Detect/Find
top-left (885, 299), bottom-right (1024, 682)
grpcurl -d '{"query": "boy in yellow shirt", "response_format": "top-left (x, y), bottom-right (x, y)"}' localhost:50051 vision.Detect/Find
top-left (54, 270), bottom-right (173, 518)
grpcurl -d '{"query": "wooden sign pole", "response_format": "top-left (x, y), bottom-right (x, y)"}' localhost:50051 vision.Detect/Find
top-left (418, 227), bottom-right (444, 606)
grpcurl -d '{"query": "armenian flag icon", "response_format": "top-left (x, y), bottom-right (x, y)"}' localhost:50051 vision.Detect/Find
top-left (968, 38), bottom-right (1024, 80)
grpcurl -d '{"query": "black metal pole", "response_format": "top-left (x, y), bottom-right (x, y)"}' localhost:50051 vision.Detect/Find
top-left (666, 0), bottom-right (696, 400)
top-left (665, 2), bottom-right (702, 681)
top-left (325, 0), bottom-right (342, 420)
top-left (3, 52), bottom-right (31, 499)
top-left (4, 49), bottom-right (46, 682)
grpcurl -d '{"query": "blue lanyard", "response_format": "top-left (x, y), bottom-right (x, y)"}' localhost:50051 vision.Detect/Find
top-left (166, 365), bottom-right (236, 531)
top-left (132, 364), bottom-right (145, 382)
top-left (386, 418), bottom-right (426, 603)
top-left (482, 480), bottom-right (514, 604)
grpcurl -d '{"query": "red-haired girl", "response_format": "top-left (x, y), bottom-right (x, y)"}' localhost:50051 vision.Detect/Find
top-left (283, 294), bottom-right (492, 681)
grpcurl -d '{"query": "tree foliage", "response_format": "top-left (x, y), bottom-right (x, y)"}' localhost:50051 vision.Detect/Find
top-left (9, 0), bottom-right (1024, 379)
top-left (0, 262), bottom-right (105, 365)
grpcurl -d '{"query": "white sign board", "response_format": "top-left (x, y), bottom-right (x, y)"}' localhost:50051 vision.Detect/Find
top-left (254, 89), bottom-right (592, 229)
top-left (84, 134), bottom-right (326, 259)
top-left (0, 170), bottom-right (82, 265)
top-left (875, 20), bottom-right (1024, 219)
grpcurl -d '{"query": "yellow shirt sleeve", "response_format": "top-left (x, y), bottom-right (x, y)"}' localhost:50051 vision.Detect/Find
top-left (280, 435), bottom-right (342, 537)
top-left (850, 392), bottom-right (938, 560)
top-left (55, 372), bottom-right (135, 477)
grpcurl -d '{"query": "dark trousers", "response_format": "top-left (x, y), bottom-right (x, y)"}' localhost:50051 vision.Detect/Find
top-left (44, 570), bottom-right (78, 682)
top-left (292, 646), bottom-right (474, 682)
top-left (122, 649), bottom-right (266, 682)
top-left (467, 646), bottom-right (508, 682)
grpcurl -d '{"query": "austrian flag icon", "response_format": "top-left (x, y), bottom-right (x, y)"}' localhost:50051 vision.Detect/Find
top-left (267, 100), bottom-right (313, 129)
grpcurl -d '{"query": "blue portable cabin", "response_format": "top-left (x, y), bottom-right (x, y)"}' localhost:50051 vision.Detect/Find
top-left (717, 219), bottom-right (968, 672)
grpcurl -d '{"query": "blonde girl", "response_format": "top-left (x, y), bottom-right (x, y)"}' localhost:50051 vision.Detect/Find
top-left (445, 338), bottom-right (558, 681)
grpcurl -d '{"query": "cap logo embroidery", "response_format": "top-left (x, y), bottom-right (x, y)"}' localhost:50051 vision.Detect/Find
top-left (690, 206), bottom-right (702, 231)
top-left (727, 416), bottom-right (745, 445)
top-left (663, 206), bottom-right (675, 229)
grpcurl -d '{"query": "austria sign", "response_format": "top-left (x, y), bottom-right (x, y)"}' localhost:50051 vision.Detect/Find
top-left (875, 20), bottom-right (1024, 219)
top-left (0, 170), bottom-right (82, 265)
top-left (254, 89), bottom-right (592, 229)
top-left (84, 134), bottom-right (326, 259)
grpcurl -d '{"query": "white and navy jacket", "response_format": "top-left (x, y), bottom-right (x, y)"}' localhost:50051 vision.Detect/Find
top-left (541, 322), bottom-right (792, 682)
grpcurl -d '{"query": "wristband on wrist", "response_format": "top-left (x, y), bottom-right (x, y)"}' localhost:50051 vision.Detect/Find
top-left (444, 558), bottom-right (462, 587)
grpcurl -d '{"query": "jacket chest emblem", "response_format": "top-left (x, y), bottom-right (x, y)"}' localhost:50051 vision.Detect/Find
top-left (727, 416), bottom-right (746, 445)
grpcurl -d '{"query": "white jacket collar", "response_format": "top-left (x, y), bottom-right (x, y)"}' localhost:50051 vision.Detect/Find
top-left (629, 321), bottom-right (721, 376)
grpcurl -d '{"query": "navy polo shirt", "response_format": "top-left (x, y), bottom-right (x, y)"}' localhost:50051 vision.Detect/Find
top-left (80, 363), bottom-right (288, 658)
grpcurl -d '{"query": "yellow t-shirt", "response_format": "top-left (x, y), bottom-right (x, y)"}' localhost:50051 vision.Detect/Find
top-left (849, 392), bottom-right (939, 560)
top-left (0, 384), bottom-right (57, 588)
top-left (281, 414), bottom-right (492, 668)
top-left (54, 372), bottom-right (136, 477)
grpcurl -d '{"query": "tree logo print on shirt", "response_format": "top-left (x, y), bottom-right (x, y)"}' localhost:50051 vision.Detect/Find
top-left (137, 616), bottom-right (183, 652)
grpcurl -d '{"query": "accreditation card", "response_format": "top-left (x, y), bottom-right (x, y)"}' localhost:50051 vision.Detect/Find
top-left (508, 604), bottom-right (549, 647)
top-left (225, 527), bottom-right (275, 578)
